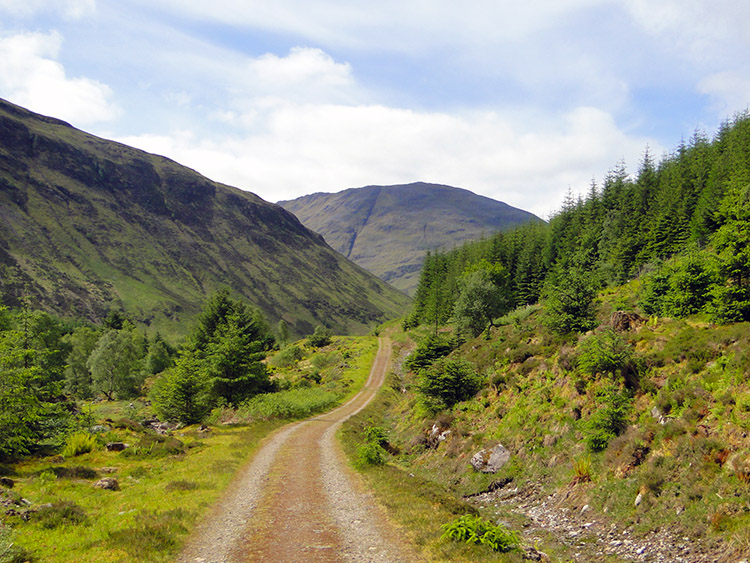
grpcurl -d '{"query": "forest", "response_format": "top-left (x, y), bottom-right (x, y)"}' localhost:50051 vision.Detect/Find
top-left (0, 290), bottom-right (287, 460)
top-left (407, 111), bottom-right (750, 336)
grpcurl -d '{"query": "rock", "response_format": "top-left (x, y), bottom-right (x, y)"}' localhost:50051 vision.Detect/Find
top-left (94, 477), bottom-right (119, 491)
top-left (90, 424), bottom-right (110, 434)
top-left (426, 423), bottom-right (451, 448)
top-left (650, 406), bottom-right (666, 425)
top-left (97, 467), bottom-right (118, 474)
top-left (611, 311), bottom-right (644, 332)
top-left (0, 477), bottom-right (14, 488)
top-left (106, 442), bottom-right (129, 452)
top-left (634, 491), bottom-right (643, 507)
top-left (522, 546), bottom-right (551, 561)
top-left (144, 419), bottom-right (180, 434)
top-left (470, 444), bottom-right (511, 473)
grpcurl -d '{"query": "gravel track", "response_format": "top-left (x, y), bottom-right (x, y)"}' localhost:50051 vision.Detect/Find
top-left (177, 337), bottom-right (416, 563)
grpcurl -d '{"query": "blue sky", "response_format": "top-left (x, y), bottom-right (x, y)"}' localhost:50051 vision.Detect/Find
top-left (1, 0), bottom-right (748, 217)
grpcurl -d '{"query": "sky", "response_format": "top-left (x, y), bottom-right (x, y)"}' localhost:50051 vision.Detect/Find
top-left (0, 1), bottom-right (748, 218)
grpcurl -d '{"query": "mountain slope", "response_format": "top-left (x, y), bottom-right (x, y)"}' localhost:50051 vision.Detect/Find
top-left (279, 183), bottom-right (540, 294)
top-left (0, 98), bottom-right (410, 338)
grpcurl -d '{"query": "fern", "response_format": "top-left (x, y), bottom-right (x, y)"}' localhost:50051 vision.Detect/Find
top-left (441, 514), bottom-right (520, 552)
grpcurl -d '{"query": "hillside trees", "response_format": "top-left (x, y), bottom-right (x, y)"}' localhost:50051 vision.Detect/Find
top-left (0, 306), bottom-right (70, 458)
top-left (152, 290), bottom-right (275, 423)
top-left (87, 323), bottom-right (143, 400)
top-left (407, 110), bottom-right (750, 333)
top-left (453, 260), bottom-right (513, 337)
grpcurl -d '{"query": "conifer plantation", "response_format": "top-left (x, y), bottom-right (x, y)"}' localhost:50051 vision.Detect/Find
top-left (408, 112), bottom-right (750, 333)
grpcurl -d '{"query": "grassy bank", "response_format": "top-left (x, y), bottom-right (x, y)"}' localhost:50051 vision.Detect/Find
top-left (340, 293), bottom-right (750, 561)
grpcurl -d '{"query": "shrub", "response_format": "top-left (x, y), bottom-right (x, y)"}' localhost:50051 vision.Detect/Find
top-left (307, 325), bottom-right (332, 348)
top-left (354, 424), bottom-right (390, 468)
top-left (404, 334), bottom-right (455, 371)
top-left (61, 432), bottom-right (97, 457)
top-left (35, 501), bottom-right (87, 529)
top-left (419, 357), bottom-right (483, 409)
top-left (441, 514), bottom-right (520, 553)
top-left (149, 354), bottom-right (213, 425)
top-left (577, 329), bottom-right (638, 386)
top-left (269, 345), bottom-right (303, 368)
top-left (584, 384), bottom-right (632, 452)
top-left (165, 480), bottom-right (198, 492)
top-left (354, 441), bottom-right (387, 468)
top-left (121, 435), bottom-right (185, 458)
top-left (238, 388), bottom-right (339, 420)
top-left (45, 465), bottom-right (98, 480)
top-left (542, 268), bottom-right (598, 334)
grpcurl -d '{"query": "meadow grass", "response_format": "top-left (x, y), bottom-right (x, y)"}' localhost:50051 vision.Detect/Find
top-left (4, 335), bottom-right (379, 562)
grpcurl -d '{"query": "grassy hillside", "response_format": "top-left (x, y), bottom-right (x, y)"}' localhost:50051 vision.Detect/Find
top-left (279, 183), bottom-right (540, 295)
top-left (0, 98), bottom-right (410, 339)
top-left (342, 299), bottom-right (750, 561)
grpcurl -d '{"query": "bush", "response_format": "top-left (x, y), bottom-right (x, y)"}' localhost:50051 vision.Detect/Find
top-left (269, 345), bottom-right (303, 368)
top-left (45, 465), bottom-right (98, 480)
top-left (585, 384), bottom-right (632, 452)
top-left (354, 425), bottom-right (390, 468)
top-left (542, 268), bottom-right (598, 334)
top-left (354, 441), bottom-right (387, 468)
top-left (307, 325), bottom-right (332, 348)
top-left (35, 501), bottom-right (87, 529)
top-left (0, 523), bottom-right (33, 563)
top-left (419, 357), bottom-right (483, 409)
top-left (441, 514), bottom-right (520, 553)
top-left (404, 334), bottom-right (455, 371)
top-left (121, 435), bottom-right (185, 458)
top-left (577, 329), bottom-right (638, 386)
top-left (61, 432), bottom-right (98, 457)
top-left (238, 388), bottom-right (340, 420)
top-left (107, 509), bottom-right (187, 560)
top-left (150, 354), bottom-right (213, 425)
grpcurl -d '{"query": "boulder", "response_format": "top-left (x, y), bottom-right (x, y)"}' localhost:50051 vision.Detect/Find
top-left (470, 444), bottom-right (511, 473)
top-left (93, 477), bottom-right (119, 491)
top-left (105, 442), bottom-right (129, 452)
top-left (0, 477), bottom-right (14, 488)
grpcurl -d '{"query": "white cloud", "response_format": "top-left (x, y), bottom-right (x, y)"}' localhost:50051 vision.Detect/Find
top-left (241, 47), bottom-right (358, 105)
top-left (129, 0), bottom-right (608, 51)
top-left (0, 0), bottom-right (96, 20)
top-left (698, 70), bottom-right (750, 116)
top-left (0, 30), bottom-right (119, 125)
top-left (117, 101), bottom-right (655, 218)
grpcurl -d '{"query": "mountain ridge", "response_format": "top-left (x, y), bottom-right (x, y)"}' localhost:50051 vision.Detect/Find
top-left (0, 98), bottom-right (410, 338)
top-left (279, 182), bottom-right (541, 294)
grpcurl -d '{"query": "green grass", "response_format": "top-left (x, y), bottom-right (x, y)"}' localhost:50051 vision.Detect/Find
top-left (3, 337), bottom-right (381, 562)
top-left (7, 419), bottom-right (286, 562)
top-left (340, 309), bottom-right (750, 561)
top-left (237, 387), bottom-right (341, 419)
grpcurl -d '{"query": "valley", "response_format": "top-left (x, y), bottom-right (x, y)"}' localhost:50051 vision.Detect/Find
top-left (2, 101), bottom-right (750, 563)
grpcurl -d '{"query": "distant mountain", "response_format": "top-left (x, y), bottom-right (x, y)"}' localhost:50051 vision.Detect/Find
top-left (279, 183), bottom-right (541, 294)
top-left (0, 98), bottom-right (410, 338)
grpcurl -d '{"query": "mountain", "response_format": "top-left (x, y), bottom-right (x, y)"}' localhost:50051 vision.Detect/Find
top-left (279, 183), bottom-right (541, 295)
top-left (0, 98), bottom-right (411, 338)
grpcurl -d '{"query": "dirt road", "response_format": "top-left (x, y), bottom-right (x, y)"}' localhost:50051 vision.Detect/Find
top-left (177, 337), bottom-right (416, 563)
